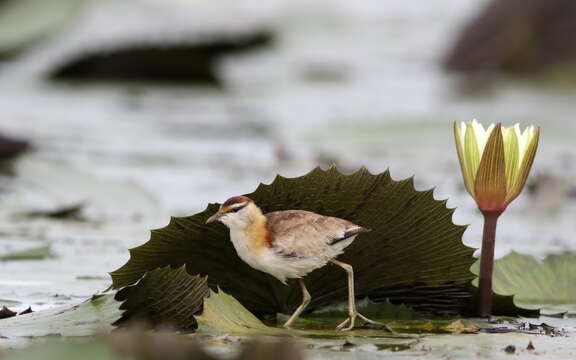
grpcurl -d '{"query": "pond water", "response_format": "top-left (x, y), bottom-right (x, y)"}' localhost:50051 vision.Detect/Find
top-left (0, 0), bottom-right (574, 323)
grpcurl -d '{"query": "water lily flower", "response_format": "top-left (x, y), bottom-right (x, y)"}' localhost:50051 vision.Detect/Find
top-left (453, 120), bottom-right (540, 317)
top-left (454, 120), bottom-right (540, 212)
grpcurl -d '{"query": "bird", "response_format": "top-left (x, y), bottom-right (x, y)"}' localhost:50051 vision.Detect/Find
top-left (206, 195), bottom-right (391, 331)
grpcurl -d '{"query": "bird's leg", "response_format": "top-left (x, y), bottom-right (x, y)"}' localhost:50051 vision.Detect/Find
top-left (329, 259), bottom-right (392, 332)
top-left (283, 279), bottom-right (311, 329)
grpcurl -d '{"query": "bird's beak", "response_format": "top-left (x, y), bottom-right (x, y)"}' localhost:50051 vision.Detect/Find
top-left (206, 212), bottom-right (222, 224)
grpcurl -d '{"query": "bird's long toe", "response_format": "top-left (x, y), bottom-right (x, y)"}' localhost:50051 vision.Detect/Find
top-left (357, 313), bottom-right (393, 332)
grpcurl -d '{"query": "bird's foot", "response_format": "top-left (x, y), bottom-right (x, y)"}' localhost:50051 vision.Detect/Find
top-left (336, 313), bottom-right (356, 331)
top-left (336, 312), bottom-right (392, 332)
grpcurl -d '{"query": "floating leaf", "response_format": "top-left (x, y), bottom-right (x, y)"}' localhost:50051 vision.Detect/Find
top-left (0, 294), bottom-right (121, 338)
top-left (195, 289), bottom-right (282, 335)
top-left (111, 167), bottom-right (476, 318)
top-left (115, 265), bottom-right (209, 330)
top-left (0, 245), bottom-right (51, 261)
top-left (479, 252), bottom-right (576, 314)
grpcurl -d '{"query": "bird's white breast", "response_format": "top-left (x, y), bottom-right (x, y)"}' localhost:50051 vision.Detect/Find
top-left (229, 228), bottom-right (355, 284)
top-left (229, 228), bottom-right (264, 271)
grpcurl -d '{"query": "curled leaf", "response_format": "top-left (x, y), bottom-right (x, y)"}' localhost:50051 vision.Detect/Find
top-left (195, 289), bottom-right (280, 335)
top-left (115, 265), bottom-right (209, 330)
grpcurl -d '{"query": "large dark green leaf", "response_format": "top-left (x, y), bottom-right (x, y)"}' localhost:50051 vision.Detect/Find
top-left (111, 167), bottom-right (475, 316)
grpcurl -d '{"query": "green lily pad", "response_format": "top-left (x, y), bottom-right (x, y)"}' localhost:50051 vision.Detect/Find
top-left (475, 252), bottom-right (576, 314)
top-left (0, 294), bottom-right (121, 338)
top-left (195, 289), bottom-right (283, 335)
top-left (111, 167), bottom-right (476, 318)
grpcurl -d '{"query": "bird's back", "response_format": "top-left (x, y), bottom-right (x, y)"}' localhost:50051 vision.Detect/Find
top-left (264, 210), bottom-right (370, 259)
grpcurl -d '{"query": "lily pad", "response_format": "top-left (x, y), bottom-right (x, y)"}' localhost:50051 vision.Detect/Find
top-left (111, 167), bottom-right (476, 318)
top-left (0, 294), bottom-right (122, 338)
top-left (480, 252), bottom-right (576, 314)
top-left (195, 289), bottom-right (282, 335)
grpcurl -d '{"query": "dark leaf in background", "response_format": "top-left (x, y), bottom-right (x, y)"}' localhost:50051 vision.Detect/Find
top-left (443, 0), bottom-right (576, 75)
top-left (51, 34), bottom-right (272, 85)
top-left (111, 167), bottom-right (477, 317)
top-left (0, 133), bottom-right (29, 160)
top-left (0, 306), bottom-right (17, 319)
top-left (22, 202), bottom-right (85, 221)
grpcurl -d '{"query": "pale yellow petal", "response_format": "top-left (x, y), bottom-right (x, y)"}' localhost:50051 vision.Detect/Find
top-left (516, 124), bottom-right (531, 164)
top-left (505, 126), bottom-right (540, 204)
top-left (502, 124), bottom-right (519, 192)
top-left (464, 123), bottom-right (482, 195)
top-left (454, 122), bottom-right (475, 196)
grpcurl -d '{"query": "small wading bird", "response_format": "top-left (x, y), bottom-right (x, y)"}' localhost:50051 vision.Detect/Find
top-left (206, 195), bottom-right (391, 331)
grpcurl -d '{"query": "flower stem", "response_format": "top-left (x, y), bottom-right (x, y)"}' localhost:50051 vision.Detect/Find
top-left (478, 210), bottom-right (502, 317)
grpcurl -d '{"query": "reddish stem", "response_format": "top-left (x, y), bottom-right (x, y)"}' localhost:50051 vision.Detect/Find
top-left (478, 210), bottom-right (502, 317)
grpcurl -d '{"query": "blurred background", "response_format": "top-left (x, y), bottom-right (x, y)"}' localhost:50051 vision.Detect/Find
top-left (0, 0), bottom-right (575, 313)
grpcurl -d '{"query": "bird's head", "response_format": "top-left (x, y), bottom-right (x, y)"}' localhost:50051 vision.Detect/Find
top-left (206, 195), bottom-right (258, 228)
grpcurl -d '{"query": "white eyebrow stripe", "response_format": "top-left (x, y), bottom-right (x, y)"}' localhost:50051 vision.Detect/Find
top-left (229, 202), bottom-right (247, 209)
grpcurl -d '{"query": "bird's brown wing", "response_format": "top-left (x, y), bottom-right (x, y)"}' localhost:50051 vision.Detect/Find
top-left (264, 210), bottom-right (369, 258)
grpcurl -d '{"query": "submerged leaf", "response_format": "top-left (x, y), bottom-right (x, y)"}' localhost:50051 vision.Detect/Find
top-left (0, 245), bottom-right (52, 261)
top-left (311, 298), bottom-right (421, 321)
top-left (111, 167), bottom-right (475, 317)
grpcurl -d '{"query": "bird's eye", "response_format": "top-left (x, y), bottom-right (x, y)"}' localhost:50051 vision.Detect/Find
top-left (230, 207), bottom-right (243, 213)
